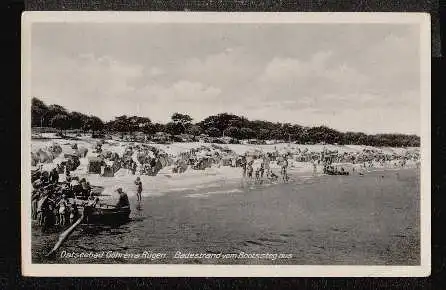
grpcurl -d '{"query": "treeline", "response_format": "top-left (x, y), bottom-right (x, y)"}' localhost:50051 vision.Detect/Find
top-left (32, 98), bottom-right (104, 133)
top-left (31, 97), bottom-right (420, 147)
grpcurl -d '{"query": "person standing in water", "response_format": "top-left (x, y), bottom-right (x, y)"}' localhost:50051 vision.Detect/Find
top-left (280, 154), bottom-right (289, 182)
top-left (262, 154), bottom-right (271, 178)
top-left (135, 177), bottom-right (142, 202)
top-left (247, 159), bottom-right (254, 179)
top-left (241, 155), bottom-right (247, 178)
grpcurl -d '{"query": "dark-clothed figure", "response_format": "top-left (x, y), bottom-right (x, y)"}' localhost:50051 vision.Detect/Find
top-left (132, 162), bottom-right (137, 175)
top-left (65, 169), bottom-right (71, 182)
top-left (49, 168), bottom-right (59, 184)
top-left (241, 156), bottom-right (247, 177)
top-left (71, 178), bottom-right (82, 198)
top-left (48, 194), bottom-right (58, 227)
top-left (150, 158), bottom-right (157, 175)
top-left (31, 189), bottom-right (40, 220)
top-left (69, 201), bottom-right (79, 224)
top-left (37, 193), bottom-right (49, 226)
top-left (80, 178), bottom-right (91, 198)
top-left (40, 171), bottom-right (50, 186)
top-left (247, 160), bottom-right (254, 178)
top-left (115, 188), bottom-right (130, 208)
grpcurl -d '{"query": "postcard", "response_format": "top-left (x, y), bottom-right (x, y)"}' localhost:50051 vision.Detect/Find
top-left (21, 11), bottom-right (431, 277)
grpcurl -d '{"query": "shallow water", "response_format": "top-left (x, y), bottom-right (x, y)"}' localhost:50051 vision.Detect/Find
top-left (32, 168), bottom-right (420, 265)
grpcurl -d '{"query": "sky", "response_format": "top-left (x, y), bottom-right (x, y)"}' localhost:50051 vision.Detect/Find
top-left (30, 22), bottom-right (421, 135)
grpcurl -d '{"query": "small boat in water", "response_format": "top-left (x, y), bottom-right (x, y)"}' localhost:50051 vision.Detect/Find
top-left (78, 204), bottom-right (131, 225)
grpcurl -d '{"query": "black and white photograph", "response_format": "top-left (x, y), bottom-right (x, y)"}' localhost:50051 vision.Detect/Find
top-left (21, 12), bottom-right (431, 277)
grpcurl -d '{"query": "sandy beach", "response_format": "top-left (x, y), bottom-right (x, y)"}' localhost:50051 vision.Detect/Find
top-left (31, 136), bottom-right (419, 198)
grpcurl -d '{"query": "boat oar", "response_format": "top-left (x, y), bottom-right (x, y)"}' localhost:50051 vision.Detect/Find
top-left (46, 212), bottom-right (85, 257)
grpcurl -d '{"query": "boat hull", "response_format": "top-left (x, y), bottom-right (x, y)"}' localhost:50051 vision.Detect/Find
top-left (79, 206), bottom-right (131, 225)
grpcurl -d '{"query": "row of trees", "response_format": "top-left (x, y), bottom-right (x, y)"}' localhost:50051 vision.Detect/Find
top-left (32, 98), bottom-right (104, 133)
top-left (31, 98), bottom-right (420, 147)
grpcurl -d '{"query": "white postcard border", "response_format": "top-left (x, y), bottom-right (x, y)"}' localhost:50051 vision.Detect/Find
top-left (21, 11), bottom-right (431, 277)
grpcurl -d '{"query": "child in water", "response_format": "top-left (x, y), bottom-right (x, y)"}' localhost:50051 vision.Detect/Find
top-left (135, 176), bottom-right (142, 202)
top-left (247, 160), bottom-right (254, 179)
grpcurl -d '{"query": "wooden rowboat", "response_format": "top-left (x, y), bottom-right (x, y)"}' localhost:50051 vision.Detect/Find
top-left (78, 204), bottom-right (131, 225)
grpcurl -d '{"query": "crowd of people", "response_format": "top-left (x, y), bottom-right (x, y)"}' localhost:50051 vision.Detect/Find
top-left (32, 167), bottom-right (132, 231)
top-left (97, 143), bottom-right (172, 176)
top-left (90, 142), bottom-right (419, 183)
top-left (240, 153), bottom-right (289, 183)
top-left (165, 144), bottom-right (419, 184)
top-left (32, 180), bottom-right (78, 230)
top-left (31, 159), bottom-right (103, 230)
top-left (31, 139), bottom-right (420, 232)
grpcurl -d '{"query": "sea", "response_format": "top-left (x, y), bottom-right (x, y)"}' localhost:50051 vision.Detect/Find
top-left (31, 168), bottom-right (420, 265)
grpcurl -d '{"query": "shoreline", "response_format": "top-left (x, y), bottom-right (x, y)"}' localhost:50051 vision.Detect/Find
top-left (31, 137), bottom-right (419, 198)
top-left (68, 160), bottom-right (419, 200)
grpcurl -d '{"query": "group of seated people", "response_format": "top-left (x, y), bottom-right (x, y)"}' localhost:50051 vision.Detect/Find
top-left (143, 161), bottom-right (159, 175)
top-left (121, 158), bottom-right (138, 174)
top-left (32, 185), bottom-right (80, 229)
top-left (32, 167), bottom-right (60, 185)
top-left (65, 175), bottom-right (93, 200)
top-left (31, 167), bottom-right (96, 229)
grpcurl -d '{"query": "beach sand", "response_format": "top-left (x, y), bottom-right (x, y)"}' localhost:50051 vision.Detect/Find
top-left (31, 137), bottom-right (418, 199)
